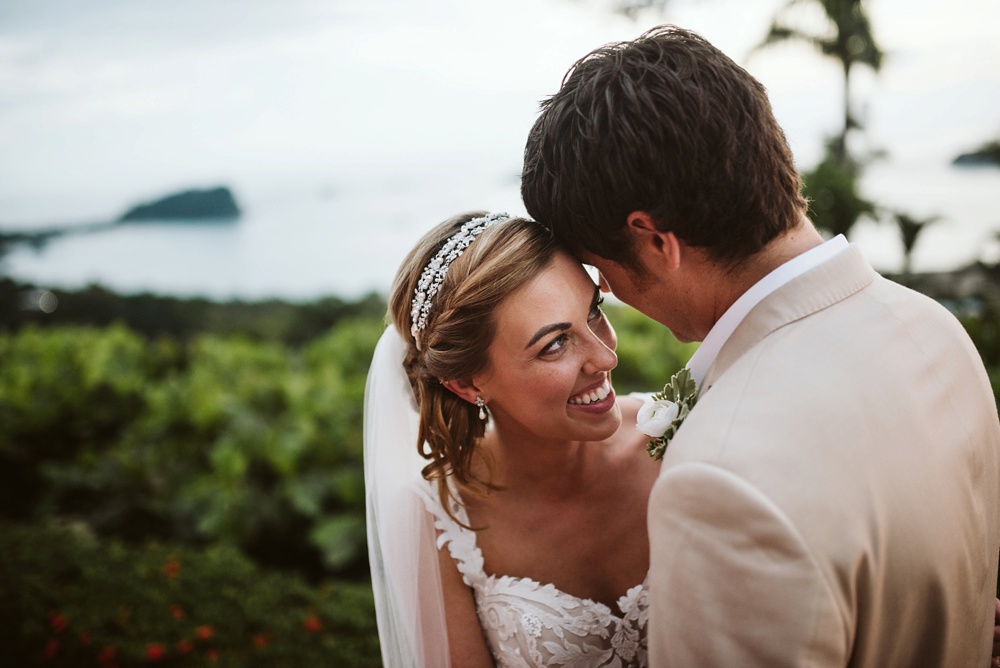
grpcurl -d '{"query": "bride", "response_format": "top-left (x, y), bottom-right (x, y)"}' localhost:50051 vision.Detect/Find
top-left (365, 211), bottom-right (658, 666)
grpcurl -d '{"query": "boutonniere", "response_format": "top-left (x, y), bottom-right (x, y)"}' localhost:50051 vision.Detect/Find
top-left (637, 367), bottom-right (699, 461)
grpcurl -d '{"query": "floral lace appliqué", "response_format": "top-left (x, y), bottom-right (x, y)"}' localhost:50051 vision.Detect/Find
top-left (425, 484), bottom-right (649, 667)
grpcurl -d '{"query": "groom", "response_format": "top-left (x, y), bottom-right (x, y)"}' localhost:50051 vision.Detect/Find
top-left (521, 25), bottom-right (1000, 666)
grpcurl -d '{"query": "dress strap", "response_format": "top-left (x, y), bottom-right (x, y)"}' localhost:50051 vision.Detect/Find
top-left (417, 479), bottom-right (487, 588)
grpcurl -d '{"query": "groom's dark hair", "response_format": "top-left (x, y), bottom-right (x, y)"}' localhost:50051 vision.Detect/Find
top-left (521, 25), bottom-right (807, 270)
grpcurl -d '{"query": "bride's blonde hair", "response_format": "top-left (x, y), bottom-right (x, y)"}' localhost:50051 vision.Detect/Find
top-left (388, 211), bottom-right (557, 520)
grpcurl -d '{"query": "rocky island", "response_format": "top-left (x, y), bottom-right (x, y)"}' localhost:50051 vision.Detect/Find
top-left (952, 140), bottom-right (1000, 167)
top-left (119, 186), bottom-right (241, 222)
top-left (0, 185), bottom-right (243, 259)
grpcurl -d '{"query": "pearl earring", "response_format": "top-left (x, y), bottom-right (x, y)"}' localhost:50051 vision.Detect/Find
top-left (475, 396), bottom-right (487, 421)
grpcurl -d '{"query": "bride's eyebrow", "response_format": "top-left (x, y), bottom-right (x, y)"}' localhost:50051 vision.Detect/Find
top-left (526, 322), bottom-right (570, 349)
top-left (525, 286), bottom-right (601, 349)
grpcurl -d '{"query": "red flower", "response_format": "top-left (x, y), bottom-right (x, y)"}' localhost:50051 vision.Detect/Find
top-left (195, 624), bottom-right (215, 640)
top-left (163, 557), bottom-right (181, 579)
top-left (206, 649), bottom-right (220, 662)
top-left (302, 614), bottom-right (323, 633)
top-left (177, 640), bottom-right (193, 655)
top-left (48, 612), bottom-right (68, 633)
top-left (169, 605), bottom-right (185, 620)
top-left (252, 633), bottom-right (269, 648)
top-left (41, 639), bottom-right (60, 660)
top-left (146, 643), bottom-right (165, 662)
top-left (97, 645), bottom-right (118, 665)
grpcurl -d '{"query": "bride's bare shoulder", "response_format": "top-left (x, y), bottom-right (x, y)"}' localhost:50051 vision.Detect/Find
top-left (613, 394), bottom-right (657, 462)
top-left (615, 392), bottom-right (651, 434)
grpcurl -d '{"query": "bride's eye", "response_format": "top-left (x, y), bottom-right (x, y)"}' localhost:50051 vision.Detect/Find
top-left (588, 296), bottom-right (605, 322)
top-left (540, 334), bottom-right (567, 356)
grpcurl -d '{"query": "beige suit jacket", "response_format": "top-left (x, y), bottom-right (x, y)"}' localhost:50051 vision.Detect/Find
top-left (648, 246), bottom-right (1000, 666)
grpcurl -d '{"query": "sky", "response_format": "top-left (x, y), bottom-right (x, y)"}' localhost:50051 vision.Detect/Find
top-left (0, 0), bottom-right (997, 226)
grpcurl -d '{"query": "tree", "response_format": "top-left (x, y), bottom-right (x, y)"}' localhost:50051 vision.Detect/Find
top-left (801, 139), bottom-right (877, 239)
top-left (754, 0), bottom-right (883, 166)
top-left (893, 212), bottom-right (941, 275)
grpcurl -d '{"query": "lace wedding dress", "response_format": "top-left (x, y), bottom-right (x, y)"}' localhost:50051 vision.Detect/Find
top-left (422, 481), bottom-right (650, 667)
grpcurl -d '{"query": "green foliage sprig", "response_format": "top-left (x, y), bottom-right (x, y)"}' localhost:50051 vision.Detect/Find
top-left (637, 368), bottom-right (699, 461)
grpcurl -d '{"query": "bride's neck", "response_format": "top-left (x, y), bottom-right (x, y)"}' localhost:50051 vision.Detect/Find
top-left (475, 429), bottom-right (594, 500)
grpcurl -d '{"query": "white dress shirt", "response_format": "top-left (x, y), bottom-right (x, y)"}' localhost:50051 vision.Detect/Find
top-left (686, 235), bottom-right (849, 387)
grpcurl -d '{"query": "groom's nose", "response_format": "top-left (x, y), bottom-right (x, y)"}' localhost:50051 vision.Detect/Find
top-left (598, 272), bottom-right (612, 293)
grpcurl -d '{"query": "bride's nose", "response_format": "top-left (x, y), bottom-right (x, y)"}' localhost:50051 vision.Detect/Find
top-left (582, 331), bottom-right (618, 375)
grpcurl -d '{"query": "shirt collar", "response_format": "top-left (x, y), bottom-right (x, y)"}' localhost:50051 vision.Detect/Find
top-left (686, 235), bottom-right (850, 386)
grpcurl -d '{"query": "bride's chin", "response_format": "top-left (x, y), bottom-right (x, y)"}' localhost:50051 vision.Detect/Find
top-left (580, 408), bottom-right (622, 441)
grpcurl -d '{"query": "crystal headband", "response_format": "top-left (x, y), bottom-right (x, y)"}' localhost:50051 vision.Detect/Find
top-left (410, 212), bottom-right (510, 346)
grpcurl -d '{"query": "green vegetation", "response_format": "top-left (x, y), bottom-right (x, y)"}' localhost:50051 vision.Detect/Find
top-left (801, 142), bottom-right (878, 240)
top-left (5, 272), bottom-right (1000, 664)
top-left (3, 279), bottom-right (998, 660)
top-left (0, 321), bottom-right (380, 579)
top-left (0, 278), bottom-right (387, 345)
top-left (0, 521), bottom-right (380, 667)
top-left (0, 280), bottom-right (698, 664)
top-left (608, 304), bottom-right (699, 394)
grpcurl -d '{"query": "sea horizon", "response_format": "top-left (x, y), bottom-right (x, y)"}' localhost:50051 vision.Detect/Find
top-left (1, 153), bottom-right (997, 303)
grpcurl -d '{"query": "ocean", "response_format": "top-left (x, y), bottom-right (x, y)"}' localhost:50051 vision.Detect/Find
top-left (0, 157), bottom-right (525, 301)
top-left (1, 157), bottom-right (997, 303)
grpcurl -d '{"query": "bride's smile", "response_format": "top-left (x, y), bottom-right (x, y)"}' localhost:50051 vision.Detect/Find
top-left (568, 378), bottom-right (614, 407)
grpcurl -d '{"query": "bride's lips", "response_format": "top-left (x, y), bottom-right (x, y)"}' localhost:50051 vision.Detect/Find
top-left (568, 379), bottom-right (616, 414)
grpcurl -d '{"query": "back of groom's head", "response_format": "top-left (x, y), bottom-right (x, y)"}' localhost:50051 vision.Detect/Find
top-left (521, 25), bottom-right (807, 270)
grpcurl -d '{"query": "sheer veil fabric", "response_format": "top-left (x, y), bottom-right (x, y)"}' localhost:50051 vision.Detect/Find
top-left (364, 327), bottom-right (450, 666)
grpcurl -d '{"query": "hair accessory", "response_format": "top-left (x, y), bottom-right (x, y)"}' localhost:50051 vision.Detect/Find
top-left (475, 396), bottom-right (487, 421)
top-left (410, 212), bottom-right (510, 347)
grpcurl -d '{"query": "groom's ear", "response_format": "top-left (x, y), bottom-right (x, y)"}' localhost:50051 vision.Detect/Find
top-left (440, 378), bottom-right (483, 406)
top-left (626, 211), bottom-right (682, 271)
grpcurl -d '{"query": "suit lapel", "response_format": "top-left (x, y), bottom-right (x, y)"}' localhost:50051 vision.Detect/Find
top-left (700, 245), bottom-right (876, 393)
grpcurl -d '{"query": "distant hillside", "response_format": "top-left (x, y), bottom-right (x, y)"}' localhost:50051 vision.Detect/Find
top-left (0, 278), bottom-right (387, 345)
top-left (119, 186), bottom-right (241, 222)
top-left (953, 140), bottom-right (1000, 167)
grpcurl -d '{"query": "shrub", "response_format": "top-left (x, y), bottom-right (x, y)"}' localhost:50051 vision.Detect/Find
top-left (0, 321), bottom-right (382, 580)
top-left (0, 278), bottom-right (388, 345)
top-left (0, 520), bottom-right (381, 667)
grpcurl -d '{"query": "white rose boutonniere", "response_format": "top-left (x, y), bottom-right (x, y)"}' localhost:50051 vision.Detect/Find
top-left (637, 367), bottom-right (698, 461)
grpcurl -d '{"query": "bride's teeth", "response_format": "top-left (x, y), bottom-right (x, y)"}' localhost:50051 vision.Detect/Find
top-left (571, 381), bottom-right (610, 405)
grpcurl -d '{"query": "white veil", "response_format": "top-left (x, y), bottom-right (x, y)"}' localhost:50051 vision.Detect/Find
top-left (364, 326), bottom-right (451, 667)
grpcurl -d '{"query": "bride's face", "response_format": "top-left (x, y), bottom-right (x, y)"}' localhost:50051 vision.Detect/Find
top-left (474, 250), bottom-right (621, 443)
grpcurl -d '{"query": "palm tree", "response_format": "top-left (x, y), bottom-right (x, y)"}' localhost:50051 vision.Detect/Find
top-left (754, 0), bottom-right (883, 166)
top-left (801, 139), bottom-right (877, 239)
top-left (894, 212), bottom-right (941, 275)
